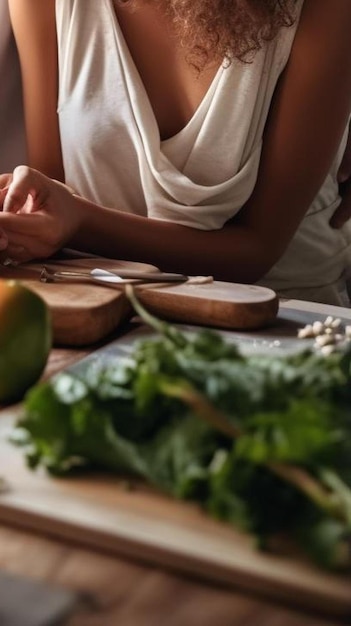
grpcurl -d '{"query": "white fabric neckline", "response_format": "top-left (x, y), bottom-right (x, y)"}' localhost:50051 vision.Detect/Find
top-left (57, 0), bottom-right (306, 228)
top-left (106, 0), bottom-right (225, 146)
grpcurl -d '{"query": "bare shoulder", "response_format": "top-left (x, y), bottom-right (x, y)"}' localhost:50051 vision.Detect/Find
top-left (297, 0), bottom-right (351, 31)
top-left (279, 0), bottom-right (351, 165)
top-left (291, 0), bottom-right (351, 73)
top-left (265, 0), bottom-right (351, 165)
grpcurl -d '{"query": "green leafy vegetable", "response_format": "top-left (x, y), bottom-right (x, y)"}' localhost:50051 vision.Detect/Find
top-left (14, 287), bottom-right (351, 571)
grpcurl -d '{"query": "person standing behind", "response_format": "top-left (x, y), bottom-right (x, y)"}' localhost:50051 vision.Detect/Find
top-left (0, 0), bottom-right (26, 171)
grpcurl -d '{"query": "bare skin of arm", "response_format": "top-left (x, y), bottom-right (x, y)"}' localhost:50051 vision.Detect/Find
top-left (8, 0), bottom-right (64, 180)
top-left (2, 0), bottom-right (351, 283)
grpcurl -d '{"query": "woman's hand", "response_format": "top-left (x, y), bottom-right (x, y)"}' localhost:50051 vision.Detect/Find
top-left (0, 165), bottom-right (82, 263)
top-left (0, 173), bottom-right (13, 206)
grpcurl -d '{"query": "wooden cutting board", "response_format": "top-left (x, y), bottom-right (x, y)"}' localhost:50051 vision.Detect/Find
top-left (0, 409), bottom-right (350, 619)
top-left (0, 257), bottom-right (150, 346)
top-left (0, 255), bottom-right (278, 346)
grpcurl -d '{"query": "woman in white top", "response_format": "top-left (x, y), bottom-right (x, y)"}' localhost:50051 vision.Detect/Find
top-left (1, 0), bottom-right (351, 305)
top-left (0, 0), bottom-right (26, 171)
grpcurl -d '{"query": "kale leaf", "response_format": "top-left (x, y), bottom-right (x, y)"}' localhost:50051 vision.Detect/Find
top-left (14, 290), bottom-right (351, 571)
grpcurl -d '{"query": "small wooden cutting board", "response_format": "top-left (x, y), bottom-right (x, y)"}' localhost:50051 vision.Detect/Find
top-left (138, 280), bottom-right (278, 331)
top-left (0, 257), bottom-right (148, 346)
top-left (0, 255), bottom-right (278, 346)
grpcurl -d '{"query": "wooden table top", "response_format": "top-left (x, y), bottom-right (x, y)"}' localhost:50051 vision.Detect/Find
top-left (0, 525), bottom-right (339, 626)
top-left (0, 312), bottom-right (350, 626)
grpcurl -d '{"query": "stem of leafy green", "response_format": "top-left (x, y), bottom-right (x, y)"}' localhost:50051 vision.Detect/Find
top-left (127, 287), bottom-right (351, 528)
top-left (13, 287), bottom-right (351, 570)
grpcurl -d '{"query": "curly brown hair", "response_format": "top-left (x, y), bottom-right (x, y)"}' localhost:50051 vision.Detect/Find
top-left (117, 0), bottom-right (298, 67)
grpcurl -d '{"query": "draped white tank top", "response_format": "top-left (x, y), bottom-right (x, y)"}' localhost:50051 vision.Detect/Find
top-left (56, 0), bottom-right (351, 305)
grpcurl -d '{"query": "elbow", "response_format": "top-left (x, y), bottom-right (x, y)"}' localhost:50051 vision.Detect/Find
top-left (213, 257), bottom-right (276, 285)
top-left (232, 241), bottom-right (282, 285)
top-left (235, 264), bottom-right (273, 286)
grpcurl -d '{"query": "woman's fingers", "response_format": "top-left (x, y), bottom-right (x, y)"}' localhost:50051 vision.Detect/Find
top-left (0, 173), bottom-right (12, 208)
top-left (2, 165), bottom-right (49, 213)
top-left (0, 187), bottom-right (9, 207)
top-left (0, 244), bottom-right (26, 266)
top-left (2, 166), bottom-right (30, 213)
top-left (0, 211), bottom-right (54, 261)
top-left (0, 167), bottom-right (80, 263)
top-left (0, 204), bottom-right (70, 261)
top-left (0, 173), bottom-right (13, 188)
top-left (0, 209), bottom-right (48, 234)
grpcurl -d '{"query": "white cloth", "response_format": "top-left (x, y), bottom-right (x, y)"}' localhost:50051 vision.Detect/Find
top-left (0, 0), bottom-right (26, 171)
top-left (56, 0), bottom-right (351, 306)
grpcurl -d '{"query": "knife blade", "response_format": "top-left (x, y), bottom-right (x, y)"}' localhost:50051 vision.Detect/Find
top-left (90, 268), bottom-right (188, 283)
top-left (39, 266), bottom-right (188, 284)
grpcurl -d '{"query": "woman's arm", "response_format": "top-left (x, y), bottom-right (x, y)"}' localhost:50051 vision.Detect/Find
top-left (64, 0), bottom-right (351, 279)
top-left (236, 0), bottom-right (351, 273)
top-left (8, 0), bottom-right (64, 180)
top-left (2, 0), bottom-right (351, 282)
